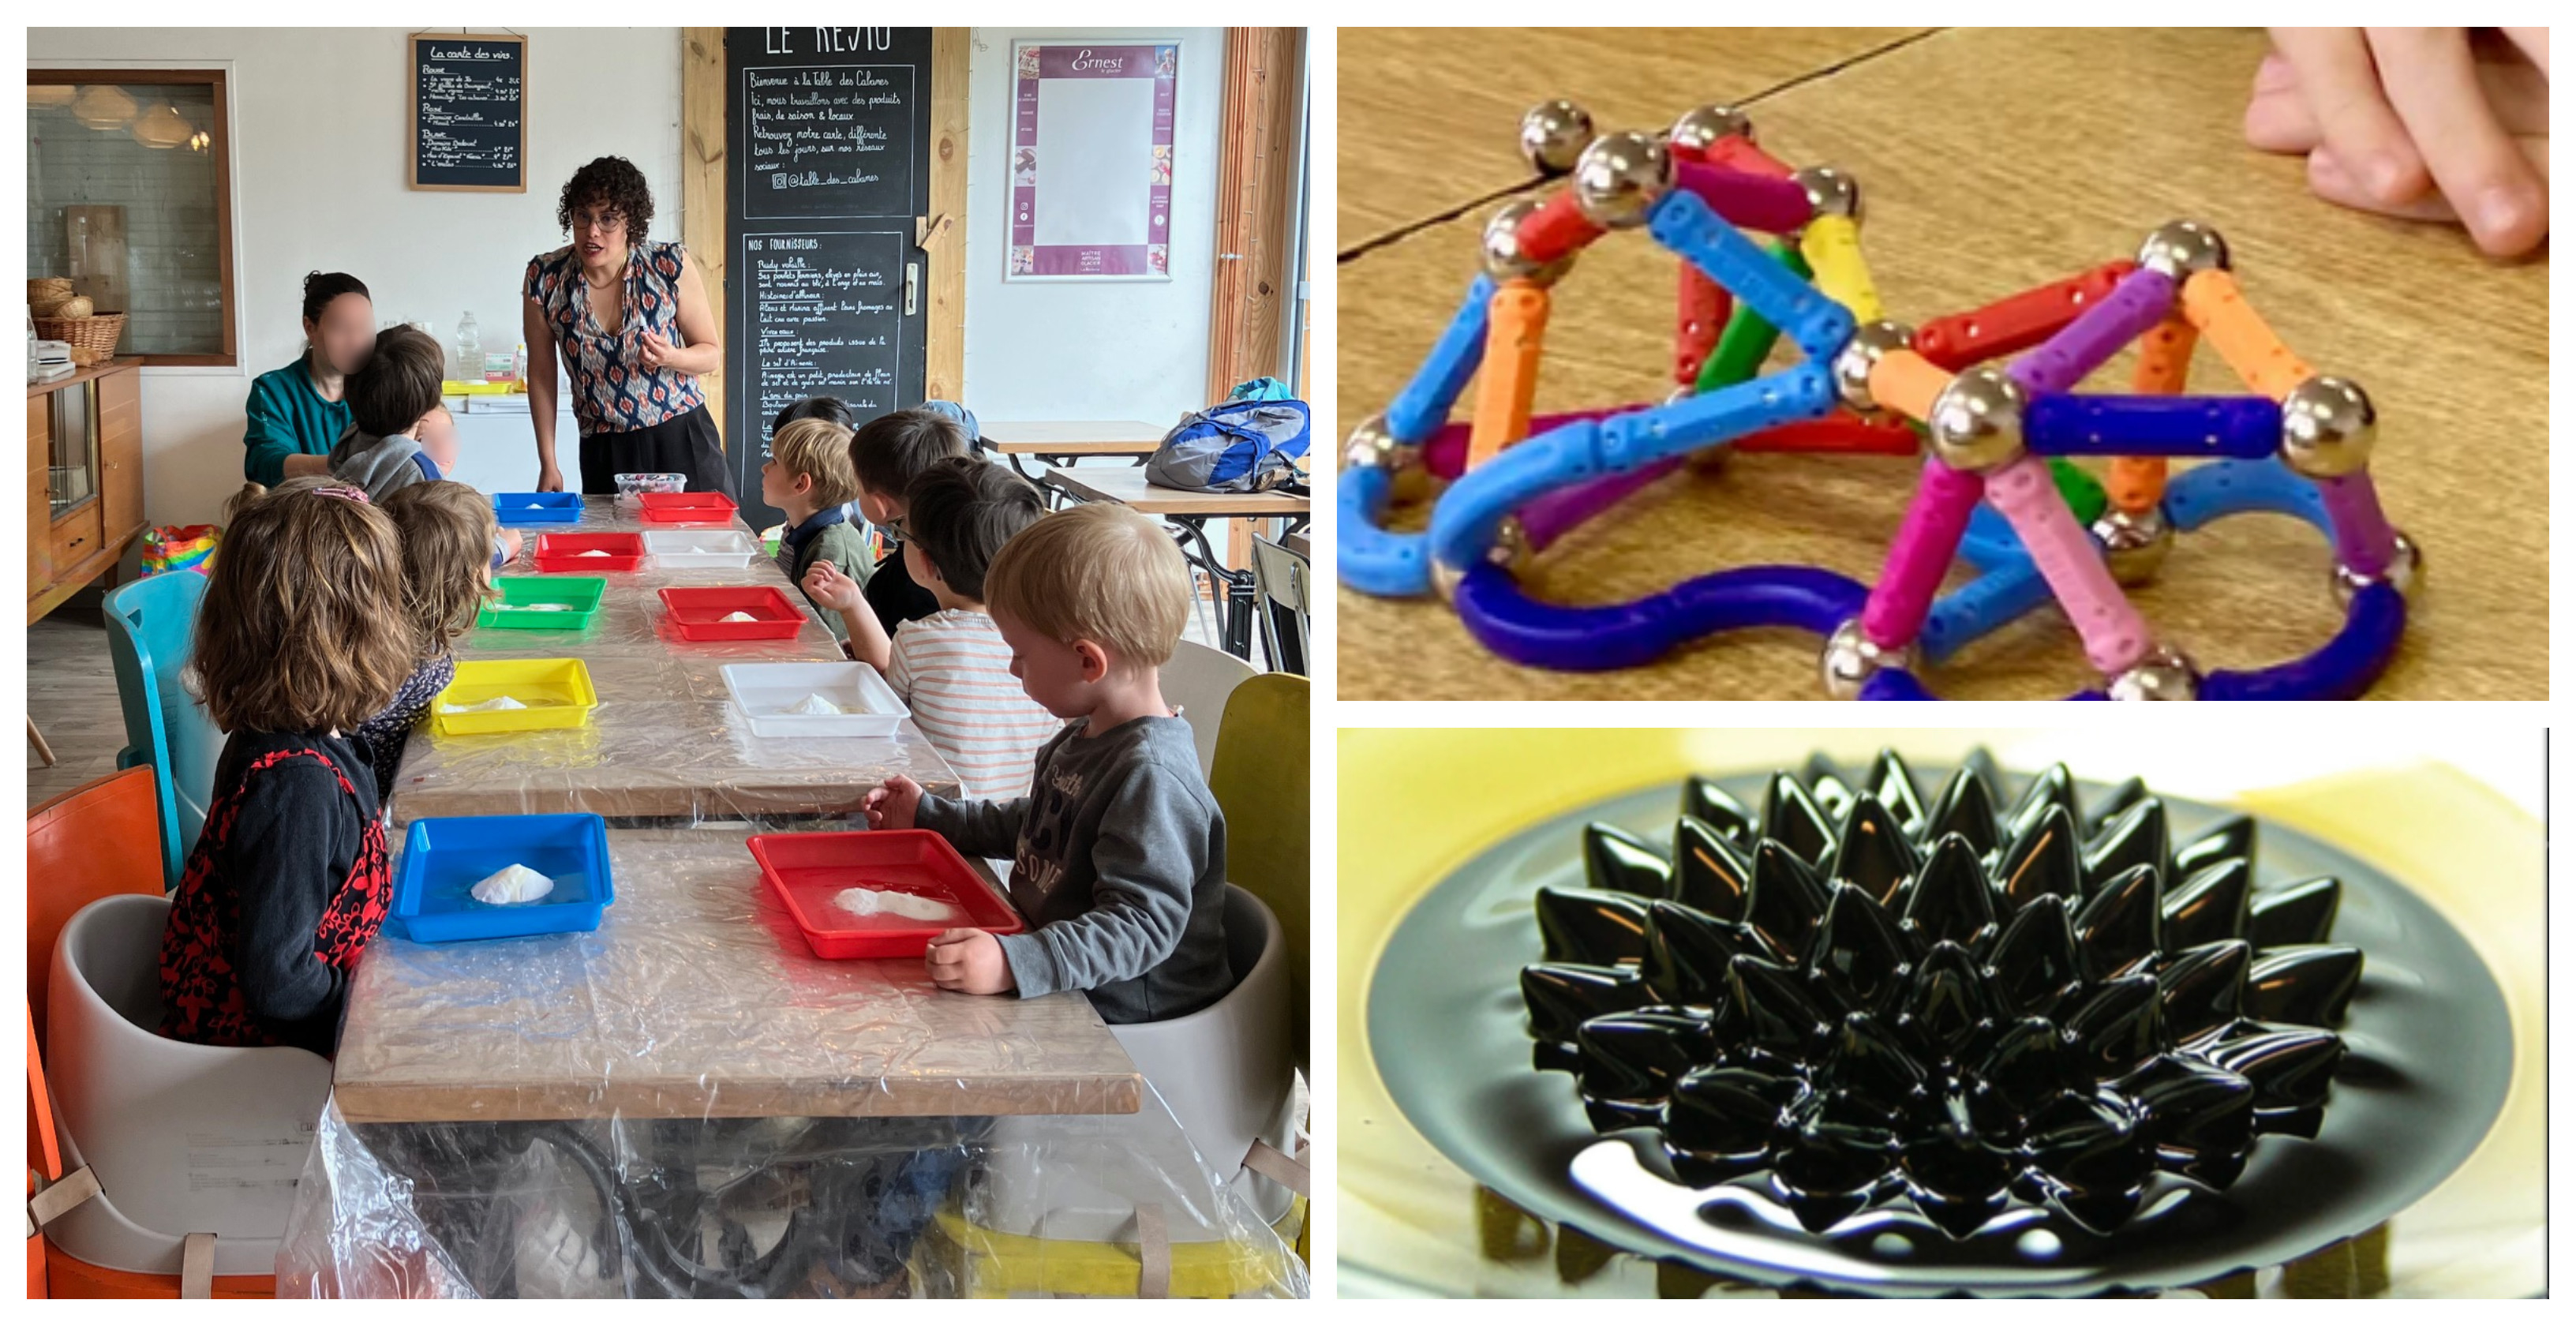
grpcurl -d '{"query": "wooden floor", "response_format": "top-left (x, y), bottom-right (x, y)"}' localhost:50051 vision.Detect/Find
top-left (1337, 27), bottom-right (2548, 700)
top-left (26, 589), bottom-right (126, 808)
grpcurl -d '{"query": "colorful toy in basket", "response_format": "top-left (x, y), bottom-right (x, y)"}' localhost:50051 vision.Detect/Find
top-left (1338, 103), bottom-right (2418, 700)
top-left (140, 523), bottom-right (219, 577)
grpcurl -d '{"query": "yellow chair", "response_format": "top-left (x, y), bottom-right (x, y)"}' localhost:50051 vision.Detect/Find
top-left (1209, 673), bottom-right (1309, 1069)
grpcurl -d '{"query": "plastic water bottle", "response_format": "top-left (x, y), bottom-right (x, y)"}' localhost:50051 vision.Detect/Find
top-left (454, 312), bottom-right (481, 383)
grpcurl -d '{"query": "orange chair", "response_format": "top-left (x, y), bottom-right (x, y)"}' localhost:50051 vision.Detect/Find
top-left (28, 767), bottom-right (167, 1039)
top-left (25, 767), bottom-right (275, 1299)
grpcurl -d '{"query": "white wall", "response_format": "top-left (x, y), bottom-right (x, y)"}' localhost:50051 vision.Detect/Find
top-left (29, 28), bottom-right (683, 528)
top-left (961, 27), bottom-right (1221, 429)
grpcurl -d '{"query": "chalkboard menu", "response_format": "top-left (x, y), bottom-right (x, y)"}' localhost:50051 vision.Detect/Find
top-left (408, 32), bottom-right (526, 192)
top-left (725, 28), bottom-right (933, 530)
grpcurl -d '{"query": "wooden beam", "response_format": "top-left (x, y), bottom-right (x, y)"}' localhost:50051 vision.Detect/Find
top-left (1208, 28), bottom-right (1306, 582)
top-left (926, 28), bottom-right (971, 405)
top-left (680, 27), bottom-right (727, 446)
top-left (1205, 28), bottom-right (1304, 403)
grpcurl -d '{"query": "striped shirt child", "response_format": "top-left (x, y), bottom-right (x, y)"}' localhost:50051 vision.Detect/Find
top-left (885, 608), bottom-right (1064, 800)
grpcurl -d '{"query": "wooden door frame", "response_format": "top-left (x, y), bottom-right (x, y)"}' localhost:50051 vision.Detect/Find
top-left (680, 28), bottom-right (969, 449)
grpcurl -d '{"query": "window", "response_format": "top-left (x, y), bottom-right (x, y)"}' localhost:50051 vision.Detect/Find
top-left (26, 69), bottom-right (237, 365)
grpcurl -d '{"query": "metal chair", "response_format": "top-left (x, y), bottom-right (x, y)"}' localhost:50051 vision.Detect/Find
top-left (1247, 536), bottom-right (1309, 674)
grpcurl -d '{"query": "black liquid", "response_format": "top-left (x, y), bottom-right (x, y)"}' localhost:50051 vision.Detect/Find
top-left (1369, 755), bottom-right (2514, 1296)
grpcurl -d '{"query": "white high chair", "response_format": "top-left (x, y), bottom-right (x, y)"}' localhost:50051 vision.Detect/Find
top-left (948, 884), bottom-right (1303, 1294)
top-left (43, 893), bottom-right (335, 1279)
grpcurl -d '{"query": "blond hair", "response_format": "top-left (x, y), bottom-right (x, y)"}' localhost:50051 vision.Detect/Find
top-left (382, 481), bottom-right (500, 657)
top-left (193, 481), bottom-right (414, 734)
top-left (983, 503), bottom-right (1192, 668)
top-left (769, 417), bottom-right (859, 510)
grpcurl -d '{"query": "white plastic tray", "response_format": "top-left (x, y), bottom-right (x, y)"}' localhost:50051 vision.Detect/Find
top-left (721, 661), bottom-right (907, 738)
top-left (645, 529), bottom-right (761, 569)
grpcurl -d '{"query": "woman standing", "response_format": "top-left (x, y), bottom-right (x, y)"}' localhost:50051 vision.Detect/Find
top-left (522, 156), bottom-right (729, 494)
top-left (242, 272), bottom-right (373, 485)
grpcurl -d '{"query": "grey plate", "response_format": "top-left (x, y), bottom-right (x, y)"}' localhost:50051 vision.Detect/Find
top-left (1366, 766), bottom-right (2514, 1297)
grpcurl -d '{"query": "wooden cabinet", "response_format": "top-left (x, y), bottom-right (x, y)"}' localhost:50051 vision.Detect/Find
top-left (28, 358), bottom-right (148, 624)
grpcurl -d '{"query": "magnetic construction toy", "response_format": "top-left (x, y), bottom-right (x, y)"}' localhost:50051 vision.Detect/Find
top-left (1518, 751), bottom-right (2359, 1237)
top-left (1340, 102), bottom-right (2422, 699)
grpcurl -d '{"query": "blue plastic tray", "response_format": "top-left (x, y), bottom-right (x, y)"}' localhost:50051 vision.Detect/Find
top-left (493, 492), bottom-right (584, 526)
top-left (391, 812), bottom-right (615, 942)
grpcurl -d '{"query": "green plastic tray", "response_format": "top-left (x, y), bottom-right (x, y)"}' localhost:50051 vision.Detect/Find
top-left (476, 575), bottom-right (607, 630)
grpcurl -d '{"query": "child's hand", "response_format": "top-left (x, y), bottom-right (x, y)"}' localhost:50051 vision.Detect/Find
top-left (803, 559), bottom-right (863, 613)
top-left (500, 528), bottom-right (526, 561)
top-left (925, 927), bottom-right (1015, 995)
top-left (2247, 28), bottom-right (2548, 256)
top-left (863, 774), bottom-right (923, 830)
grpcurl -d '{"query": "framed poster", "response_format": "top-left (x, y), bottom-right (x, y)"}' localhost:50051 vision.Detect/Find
top-left (408, 32), bottom-right (526, 192)
top-left (1005, 39), bottom-right (1177, 281)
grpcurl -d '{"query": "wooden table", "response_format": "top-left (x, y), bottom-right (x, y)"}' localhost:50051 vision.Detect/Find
top-left (984, 419), bottom-right (1163, 487)
top-left (332, 830), bottom-right (1140, 1122)
top-left (1044, 465), bottom-right (1312, 661)
top-left (1337, 28), bottom-right (2547, 700)
top-left (391, 497), bottom-right (963, 822)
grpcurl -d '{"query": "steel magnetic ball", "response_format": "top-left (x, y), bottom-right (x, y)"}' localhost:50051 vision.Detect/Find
top-left (2332, 531), bottom-right (2421, 605)
top-left (1793, 166), bottom-right (1863, 223)
top-left (2136, 220), bottom-right (2232, 281)
top-left (1831, 320), bottom-right (1913, 413)
top-left (1667, 104), bottom-right (1752, 154)
top-left (1925, 366), bottom-right (2030, 473)
top-left (2107, 645), bottom-right (2201, 701)
top-left (2092, 506), bottom-right (2175, 586)
top-left (1519, 99), bottom-right (1595, 177)
top-left (1571, 131), bottom-right (1675, 230)
top-left (1480, 198), bottom-right (1574, 286)
top-left (2278, 376), bottom-right (2377, 478)
top-left (1819, 618), bottom-right (1915, 699)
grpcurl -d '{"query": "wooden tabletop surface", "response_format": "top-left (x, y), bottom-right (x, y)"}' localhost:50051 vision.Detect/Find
top-left (332, 829), bottom-right (1140, 1122)
top-left (983, 419), bottom-right (1166, 453)
top-left (1336, 27), bottom-right (2547, 700)
top-left (1047, 463), bottom-right (1315, 519)
top-left (393, 496), bottom-right (963, 822)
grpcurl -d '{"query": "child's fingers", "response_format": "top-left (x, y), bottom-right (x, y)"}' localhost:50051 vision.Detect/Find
top-left (2366, 27), bottom-right (2549, 253)
top-left (2498, 26), bottom-right (2547, 77)
top-left (2308, 148), bottom-right (2464, 220)
top-left (2271, 27), bottom-right (2430, 204)
top-left (2245, 54), bottom-right (2316, 154)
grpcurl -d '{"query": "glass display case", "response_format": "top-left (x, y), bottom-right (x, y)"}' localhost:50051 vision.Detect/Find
top-left (47, 376), bottom-right (95, 517)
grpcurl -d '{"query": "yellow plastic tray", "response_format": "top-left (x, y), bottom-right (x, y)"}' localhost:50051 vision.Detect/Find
top-left (429, 658), bottom-right (597, 736)
top-left (440, 379), bottom-right (520, 395)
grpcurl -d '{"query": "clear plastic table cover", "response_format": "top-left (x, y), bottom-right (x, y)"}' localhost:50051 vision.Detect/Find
top-left (284, 830), bottom-right (1307, 1297)
top-left (391, 497), bottom-right (953, 825)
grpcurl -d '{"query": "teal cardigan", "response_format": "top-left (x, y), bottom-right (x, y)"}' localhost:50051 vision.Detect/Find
top-left (242, 352), bottom-right (354, 485)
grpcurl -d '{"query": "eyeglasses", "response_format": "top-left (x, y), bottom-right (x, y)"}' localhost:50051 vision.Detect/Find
top-left (880, 516), bottom-right (909, 542)
top-left (573, 209), bottom-right (628, 234)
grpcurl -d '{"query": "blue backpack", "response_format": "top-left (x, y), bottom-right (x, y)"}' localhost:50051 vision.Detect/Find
top-left (1144, 399), bottom-right (1310, 493)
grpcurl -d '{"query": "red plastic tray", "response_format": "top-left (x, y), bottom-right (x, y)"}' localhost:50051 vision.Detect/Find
top-left (659, 585), bottom-right (807, 640)
top-left (638, 491), bottom-right (739, 526)
top-left (531, 531), bottom-right (647, 573)
top-left (748, 830), bottom-right (1024, 959)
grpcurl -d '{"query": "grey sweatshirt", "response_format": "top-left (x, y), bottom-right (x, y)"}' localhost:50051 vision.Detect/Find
top-left (915, 714), bottom-right (1229, 1024)
top-left (328, 426), bottom-right (436, 501)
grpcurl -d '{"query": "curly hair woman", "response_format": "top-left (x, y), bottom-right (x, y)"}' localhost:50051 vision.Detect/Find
top-left (521, 155), bottom-right (730, 496)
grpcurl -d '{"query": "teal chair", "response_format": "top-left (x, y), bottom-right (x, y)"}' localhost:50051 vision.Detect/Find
top-left (104, 575), bottom-right (222, 890)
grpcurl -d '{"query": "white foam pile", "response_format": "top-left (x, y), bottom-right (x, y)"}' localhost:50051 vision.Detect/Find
top-left (721, 611), bottom-right (761, 623)
top-left (440, 696), bottom-right (530, 714)
top-left (574, 549), bottom-right (612, 558)
top-left (780, 692), bottom-right (844, 715)
top-left (831, 888), bottom-right (961, 923)
top-left (470, 863), bottom-right (556, 905)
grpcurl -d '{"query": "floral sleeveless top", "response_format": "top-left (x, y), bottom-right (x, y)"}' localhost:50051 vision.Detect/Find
top-left (523, 239), bottom-right (706, 436)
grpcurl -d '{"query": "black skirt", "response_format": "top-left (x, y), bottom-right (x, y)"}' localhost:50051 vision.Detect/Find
top-left (577, 402), bottom-right (732, 496)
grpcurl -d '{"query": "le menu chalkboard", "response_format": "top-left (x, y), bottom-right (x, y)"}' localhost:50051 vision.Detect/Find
top-left (724, 28), bottom-right (934, 531)
top-left (409, 32), bottom-right (526, 192)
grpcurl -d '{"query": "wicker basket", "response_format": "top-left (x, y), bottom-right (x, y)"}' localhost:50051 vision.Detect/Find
top-left (28, 276), bottom-right (75, 305)
top-left (34, 313), bottom-right (126, 366)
